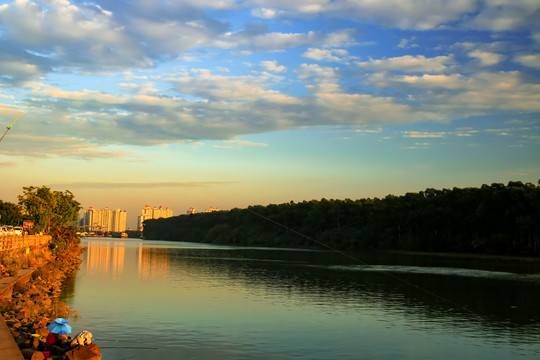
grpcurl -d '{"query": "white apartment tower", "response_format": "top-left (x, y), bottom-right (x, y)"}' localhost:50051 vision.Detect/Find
top-left (79, 207), bottom-right (127, 232)
top-left (138, 205), bottom-right (173, 230)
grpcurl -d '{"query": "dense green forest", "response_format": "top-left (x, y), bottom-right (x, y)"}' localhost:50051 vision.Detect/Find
top-left (143, 181), bottom-right (540, 256)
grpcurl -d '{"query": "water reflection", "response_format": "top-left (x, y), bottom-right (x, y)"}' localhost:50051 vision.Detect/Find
top-left (65, 238), bottom-right (540, 360)
top-left (86, 240), bottom-right (171, 280)
top-left (86, 241), bottom-right (125, 275)
top-left (138, 247), bottom-right (170, 280)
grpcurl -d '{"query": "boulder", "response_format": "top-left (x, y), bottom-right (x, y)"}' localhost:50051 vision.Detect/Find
top-left (35, 326), bottom-right (50, 337)
top-left (64, 344), bottom-right (101, 360)
top-left (21, 348), bottom-right (45, 360)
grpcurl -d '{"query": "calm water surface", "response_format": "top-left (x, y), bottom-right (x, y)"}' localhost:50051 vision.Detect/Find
top-left (61, 238), bottom-right (540, 359)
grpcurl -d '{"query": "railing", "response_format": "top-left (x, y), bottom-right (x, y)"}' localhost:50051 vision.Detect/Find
top-left (0, 235), bottom-right (51, 252)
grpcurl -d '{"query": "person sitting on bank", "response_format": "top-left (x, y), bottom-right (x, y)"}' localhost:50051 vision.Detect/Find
top-left (46, 331), bottom-right (61, 346)
top-left (46, 318), bottom-right (71, 351)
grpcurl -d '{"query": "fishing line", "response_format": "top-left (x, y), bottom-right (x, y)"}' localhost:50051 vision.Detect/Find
top-left (100, 346), bottom-right (158, 349)
top-left (110, 346), bottom-right (158, 360)
top-left (247, 208), bottom-right (476, 315)
top-left (95, 339), bottom-right (158, 360)
top-left (0, 105), bottom-right (29, 143)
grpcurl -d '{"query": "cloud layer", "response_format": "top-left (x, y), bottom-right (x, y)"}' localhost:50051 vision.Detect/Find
top-left (0, 0), bottom-right (539, 157)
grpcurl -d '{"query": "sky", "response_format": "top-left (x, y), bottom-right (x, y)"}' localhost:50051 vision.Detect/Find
top-left (0, 0), bottom-right (539, 228)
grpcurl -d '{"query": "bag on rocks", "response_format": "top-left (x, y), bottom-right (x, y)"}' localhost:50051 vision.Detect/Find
top-left (70, 330), bottom-right (92, 346)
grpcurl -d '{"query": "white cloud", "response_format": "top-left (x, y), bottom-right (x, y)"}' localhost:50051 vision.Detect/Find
top-left (297, 63), bottom-right (342, 94)
top-left (302, 48), bottom-right (352, 63)
top-left (0, 0), bottom-right (134, 49)
top-left (250, 0), bottom-right (477, 29)
top-left (468, 50), bottom-right (505, 66)
top-left (249, 0), bottom-right (539, 31)
top-left (398, 37), bottom-right (419, 49)
top-left (514, 54), bottom-right (540, 69)
top-left (251, 7), bottom-right (282, 19)
top-left (0, 60), bottom-right (41, 79)
top-left (357, 55), bottom-right (454, 73)
top-left (171, 69), bottom-right (297, 103)
top-left (0, 0), bottom-right (538, 159)
top-left (368, 70), bottom-right (540, 117)
top-left (260, 60), bottom-right (287, 72)
top-left (215, 28), bottom-right (355, 52)
top-left (368, 73), bottom-right (465, 90)
top-left (465, 0), bottom-right (540, 31)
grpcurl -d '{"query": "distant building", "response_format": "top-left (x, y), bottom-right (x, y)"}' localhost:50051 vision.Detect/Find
top-left (112, 209), bottom-right (127, 232)
top-left (187, 206), bottom-right (219, 215)
top-left (79, 207), bottom-right (127, 232)
top-left (137, 205), bottom-right (173, 230)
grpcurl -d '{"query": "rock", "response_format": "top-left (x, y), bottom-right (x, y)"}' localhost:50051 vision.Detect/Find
top-left (64, 344), bottom-right (101, 360)
top-left (35, 326), bottom-right (50, 337)
top-left (32, 336), bottom-right (41, 349)
top-left (11, 320), bottom-right (22, 328)
top-left (22, 338), bottom-right (33, 348)
top-left (21, 348), bottom-right (45, 360)
top-left (2, 245), bottom-right (89, 359)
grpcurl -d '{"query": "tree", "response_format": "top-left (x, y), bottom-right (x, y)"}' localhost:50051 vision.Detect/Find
top-left (0, 200), bottom-right (23, 226)
top-left (18, 186), bottom-right (81, 234)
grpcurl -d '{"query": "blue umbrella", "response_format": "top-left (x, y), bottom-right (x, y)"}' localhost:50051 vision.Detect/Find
top-left (47, 318), bottom-right (72, 335)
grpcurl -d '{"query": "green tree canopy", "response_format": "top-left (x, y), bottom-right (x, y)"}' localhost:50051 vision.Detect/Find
top-left (18, 186), bottom-right (81, 234)
top-left (0, 200), bottom-right (23, 226)
top-left (142, 181), bottom-right (540, 256)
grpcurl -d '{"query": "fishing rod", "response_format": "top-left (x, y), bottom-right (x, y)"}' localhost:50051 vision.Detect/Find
top-left (0, 105), bottom-right (29, 143)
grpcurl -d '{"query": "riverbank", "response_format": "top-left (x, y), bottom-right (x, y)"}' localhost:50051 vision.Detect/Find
top-left (0, 244), bottom-right (101, 360)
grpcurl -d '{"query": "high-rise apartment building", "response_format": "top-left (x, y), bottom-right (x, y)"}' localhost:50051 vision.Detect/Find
top-left (137, 205), bottom-right (173, 230)
top-left (112, 209), bottom-right (127, 232)
top-left (79, 207), bottom-right (127, 232)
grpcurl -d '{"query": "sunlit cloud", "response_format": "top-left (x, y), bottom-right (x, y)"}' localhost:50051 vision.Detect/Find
top-left (0, 0), bottom-right (538, 217)
top-left (259, 60), bottom-right (287, 73)
top-left (468, 50), bottom-right (505, 66)
top-left (356, 55), bottom-right (454, 73)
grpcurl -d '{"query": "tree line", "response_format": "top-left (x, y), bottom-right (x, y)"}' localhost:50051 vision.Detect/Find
top-left (143, 181), bottom-right (540, 256)
top-left (1, 186), bottom-right (81, 251)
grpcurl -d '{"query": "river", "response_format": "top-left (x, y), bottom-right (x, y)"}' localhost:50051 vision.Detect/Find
top-left (60, 238), bottom-right (540, 360)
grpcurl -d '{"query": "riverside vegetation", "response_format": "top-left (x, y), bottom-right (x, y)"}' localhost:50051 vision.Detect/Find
top-left (143, 181), bottom-right (540, 256)
top-left (0, 186), bottom-right (100, 359)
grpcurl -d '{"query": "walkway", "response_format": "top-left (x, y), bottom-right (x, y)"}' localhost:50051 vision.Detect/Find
top-left (0, 267), bottom-right (43, 360)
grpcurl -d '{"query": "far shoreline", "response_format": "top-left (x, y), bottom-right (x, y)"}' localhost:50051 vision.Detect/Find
top-left (383, 249), bottom-right (540, 263)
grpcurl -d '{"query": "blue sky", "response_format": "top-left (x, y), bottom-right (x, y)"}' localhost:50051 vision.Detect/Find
top-left (0, 0), bottom-right (539, 228)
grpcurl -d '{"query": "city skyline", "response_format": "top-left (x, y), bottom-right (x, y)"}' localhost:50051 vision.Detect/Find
top-left (137, 204), bottom-right (173, 230)
top-left (78, 204), bottom-right (219, 230)
top-left (0, 1), bottom-right (538, 229)
top-left (79, 206), bottom-right (127, 232)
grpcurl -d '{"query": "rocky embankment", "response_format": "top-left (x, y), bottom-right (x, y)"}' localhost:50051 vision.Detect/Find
top-left (0, 245), bottom-right (101, 360)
